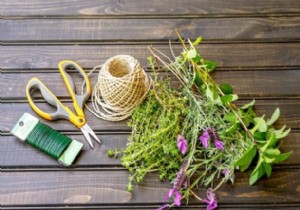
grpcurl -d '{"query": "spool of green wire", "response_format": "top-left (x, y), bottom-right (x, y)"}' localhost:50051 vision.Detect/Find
top-left (11, 113), bottom-right (84, 166)
top-left (26, 122), bottom-right (72, 159)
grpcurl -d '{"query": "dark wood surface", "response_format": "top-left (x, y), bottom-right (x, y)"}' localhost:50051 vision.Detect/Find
top-left (1, 0), bottom-right (300, 209)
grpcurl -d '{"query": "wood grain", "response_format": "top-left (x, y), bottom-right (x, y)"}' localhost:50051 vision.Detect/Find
top-left (1, 0), bottom-right (300, 16)
top-left (1, 99), bottom-right (299, 132)
top-left (1, 70), bottom-right (300, 99)
top-left (1, 43), bottom-right (300, 70)
top-left (1, 169), bottom-right (300, 205)
top-left (0, 134), bottom-right (128, 167)
top-left (1, 0), bottom-right (300, 208)
top-left (1, 131), bottom-right (299, 167)
top-left (2, 18), bottom-right (300, 41)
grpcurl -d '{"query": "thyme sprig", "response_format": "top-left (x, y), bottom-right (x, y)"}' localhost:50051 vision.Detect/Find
top-left (108, 33), bottom-right (292, 209)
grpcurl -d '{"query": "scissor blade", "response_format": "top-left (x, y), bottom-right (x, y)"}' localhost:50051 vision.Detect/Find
top-left (80, 127), bottom-right (94, 148)
top-left (82, 123), bottom-right (102, 144)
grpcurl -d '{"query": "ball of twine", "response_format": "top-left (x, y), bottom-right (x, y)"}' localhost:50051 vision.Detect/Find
top-left (87, 55), bottom-right (151, 121)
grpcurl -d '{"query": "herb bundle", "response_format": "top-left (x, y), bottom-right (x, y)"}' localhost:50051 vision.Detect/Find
top-left (108, 32), bottom-right (292, 209)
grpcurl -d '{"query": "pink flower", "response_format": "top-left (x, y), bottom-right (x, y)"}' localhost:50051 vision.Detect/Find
top-left (199, 129), bottom-right (210, 148)
top-left (222, 169), bottom-right (230, 177)
top-left (177, 135), bottom-right (187, 155)
top-left (214, 139), bottom-right (224, 150)
top-left (167, 188), bottom-right (181, 206)
top-left (203, 188), bottom-right (218, 210)
top-left (200, 128), bottom-right (225, 150)
top-left (163, 161), bottom-right (187, 207)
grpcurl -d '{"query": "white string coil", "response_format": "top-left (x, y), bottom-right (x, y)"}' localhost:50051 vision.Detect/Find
top-left (87, 55), bottom-right (151, 121)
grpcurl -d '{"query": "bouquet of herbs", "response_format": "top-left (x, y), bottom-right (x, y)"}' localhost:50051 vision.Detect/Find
top-left (108, 31), bottom-right (292, 209)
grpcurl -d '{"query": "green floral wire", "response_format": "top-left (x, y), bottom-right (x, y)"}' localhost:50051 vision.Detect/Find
top-left (26, 122), bottom-right (72, 159)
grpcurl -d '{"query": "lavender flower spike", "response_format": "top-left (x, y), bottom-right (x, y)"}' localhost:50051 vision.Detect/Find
top-left (163, 160), bottom-right (187, 207)
top-left (199, 129), bottom-right (210, 148)
top-left (168, 188), bottom-right (181, 206)
top-left (177, 135), bottom-right (188, 155)
top-left (214, 139), bottom-right (224, 150)
top-left (203, 188), bottom-right (218, 210)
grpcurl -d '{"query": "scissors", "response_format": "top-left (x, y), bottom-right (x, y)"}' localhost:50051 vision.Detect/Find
top-left (26, 60), bottom-right (101, 148)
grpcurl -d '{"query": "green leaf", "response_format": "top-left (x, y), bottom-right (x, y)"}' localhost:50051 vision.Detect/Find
top-left (221, 95), bottom-right (233, 105)
top-left (250, 115), bottom-right (266, 134)
top-left (262, 155), bottom-right (276, 163)
top-left (241, 100), bottom-right (255, 110)
top-left (206, 86), bottom-right (222, 105)
top-left (193, 69), bottom-right (202, 86)
top-left (267, 108), bottom-right (280, 126)
top-left (224, 112), bottom-right (237, 122)
top-left (193, 55), bottom-right (201, 63)
top-left (263, 162), bottom-right (272, 178)
top-left (232, 94), bottom-right (238, 101)
top-left (220, 84), bottom-right (233, 94)
top-left (221, 94), bottom-right (238, 106)
top-left (187, 49), bottom-right (197, 59)
top-left (249, 158), bottom-right (265, 185)
top-left (264, 148), bottom-right (280, 156)
top-left (273, 151), bottom-right (293, 164)
top-left (253, 132), bottom-right (266, 140)
top-left (261, 133), bottom-right (277, 151)
top-left (256, 118), bottom-right (267, 132)
top-left (276, 128), bottom-right (291, 139)
top-left (204, 60), bottom-right (217, 72)
top-left (193, 36), bottom-right (202, 46)
top-left (243, 114), bottom-right (253, 128)
top-left (225, 122), bottom-right (239, 134)
top-left (235, 144), bottom-right (257, 172)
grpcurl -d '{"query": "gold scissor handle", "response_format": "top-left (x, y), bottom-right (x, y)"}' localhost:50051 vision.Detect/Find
top-left (58, 60), bottom-right (91, 118)
top-left (26, 77), bottom-right (86, 127)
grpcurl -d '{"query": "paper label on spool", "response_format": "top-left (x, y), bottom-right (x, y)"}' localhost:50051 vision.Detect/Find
top-left (58, 140), bottom-right (84, 166)
top-left (11, 112), bottom-right (39, 141)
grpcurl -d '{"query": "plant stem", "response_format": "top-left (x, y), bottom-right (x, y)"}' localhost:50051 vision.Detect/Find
top-left (191, 190), bottom-right (203, 201)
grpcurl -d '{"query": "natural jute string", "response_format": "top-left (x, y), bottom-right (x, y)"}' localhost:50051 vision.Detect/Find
top-left (86, 55), bottom-right (151, 121)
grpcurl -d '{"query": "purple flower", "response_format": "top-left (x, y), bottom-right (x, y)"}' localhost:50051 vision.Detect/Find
top-left (167, 188), bottom-right (181, 206)
top-left (177, 135), bottom-right (187, 155)
top-left (163, 161), bottom-right (187, 207)
top-left (222, 169), bottom-right (230, 177)
top-left (203, 188), bottom-right (218, 210)
top-left (200, 128), bottom-right (225, 150)
top-left (183, 180), bottom-right (188, 189)
top-left (199, 129), bottom-right (210, 148)
top-left (214, 139), bottom-right (224, 150)
top-left (173, 160), bottom-right (188, 190)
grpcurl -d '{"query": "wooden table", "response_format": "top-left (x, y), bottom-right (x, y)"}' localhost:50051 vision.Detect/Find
top-left (1, 1), bottom-right (300, 209)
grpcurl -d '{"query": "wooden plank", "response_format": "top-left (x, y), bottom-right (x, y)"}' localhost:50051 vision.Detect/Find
top-left (0, 134), bottom-right (127, 167)
top-left (1, 0), bottom-right (300, 16)
top-left (2, 206), bottom-right (299, 210)
top-left (1, 99), bottom-right (300, 133)
top-left (1, 130), bottom-right (298, 167)
top-left (1, 43), bottom-right (300, 70)
top-left (0, 102), bottom-right (128, 132)
top-left (2, 18), bottom-right (300, 41)
top-left (1, 169), bottom-right (300, 205)
top-left (1, 70), bottom-right (300, 99)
